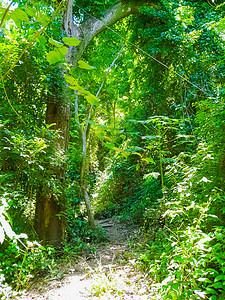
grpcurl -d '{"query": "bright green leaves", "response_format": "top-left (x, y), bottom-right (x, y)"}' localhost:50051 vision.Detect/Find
top-left (0, 7), bottom-right (30, 28)
top-left (58, 46), bottom-right (68, 56)
top-left (10, 9), bottom-right (30, 27)
top-left (65, 75), bottom-right (85, 93)
top-left (104, 142), bottom-right (115, 149)
top-left (46, 36), bottom-right (81, 65)
top-left (46, 37), bottom-right (95, 73)
top-left (46, 50), bottom-right (62, 65)
top-left (47, 38), bottom-right (68, 65)
top-left (175, 5), bottom-right (195, 28)
top-left (37, 35), bottom-right (47, 45)
top-left (64, 75), bottom-right (99, 106)
top-left (78, 60), bottom-right (95, 70)
top-left (64, 75), bottom-right (78, 86)
top-left (64, 60), bottom-right (97, 104)
top-left (85, 92), bottom-right (99, 105)
top-left (62, 36), bottom-right (80, 46)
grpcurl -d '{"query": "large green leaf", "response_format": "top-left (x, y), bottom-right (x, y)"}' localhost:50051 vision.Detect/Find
top-left (85, 92), bottom-right (99, 105)
top-left (26, 7), bottom-right (36, 17)
top-left (104, 142), bottom-right (115, 149)
top-left (64, 75), bottom-right (78, 86)
top-left (12, 9), bottom-right (29, 24)
top-left (58, 46), bottom-right (68, 56)
top-left (62, 36), bottom-right (80, 46)
top-left (46, 50), bottom-right (61, 65)
top-left (37, 36), bottom-right (47, 45)
top-left (78, 60), bottom-right (95, 70)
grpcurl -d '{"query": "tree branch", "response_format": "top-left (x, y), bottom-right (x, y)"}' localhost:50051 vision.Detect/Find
top-left (70, 0), bottom-right (151, 65)
top-left (0, 1), bottom-right (13, 28)
top-left (81, 1), bottom-right (143, 40)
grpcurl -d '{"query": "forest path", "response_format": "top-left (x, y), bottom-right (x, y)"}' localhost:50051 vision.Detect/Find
top-left (18, 218), bottom-right (152, 300)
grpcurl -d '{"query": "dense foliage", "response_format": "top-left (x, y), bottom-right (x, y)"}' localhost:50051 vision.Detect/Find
top-left (1, 0), bottom-right (225, 299)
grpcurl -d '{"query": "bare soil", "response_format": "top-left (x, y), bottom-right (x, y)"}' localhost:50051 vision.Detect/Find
top-left (17, 218), bottom-right (154, 300)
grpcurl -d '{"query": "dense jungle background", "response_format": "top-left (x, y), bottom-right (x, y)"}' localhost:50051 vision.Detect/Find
top-left (1, 0), bottom-right (225, 299)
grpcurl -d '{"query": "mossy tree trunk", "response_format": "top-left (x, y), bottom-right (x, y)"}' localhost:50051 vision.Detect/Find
top-left (34, 99), bottom-right (70, 247)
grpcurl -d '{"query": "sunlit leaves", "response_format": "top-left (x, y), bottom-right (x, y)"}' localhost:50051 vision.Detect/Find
top-left (37, 35), bottom-right (47, 45)
top-left (46, 50), bottom-right (62, 65)
top-left (142, 157), bottom-right (155, 164)
top-left (0, 7), bottom-right (29, 27)
top-left (47, 36), bottom-right (82, 65)
top-left (104, 142), bottom-right (115, 149)
top-left (64, 75), bottom-right (78, 86)
top-left (47, 38), bottom-right (69, 65)
top-left (62, 36), bottom-right (80, 46)
top-left (10, 9), bottom-right (30, 27)
top-left (78, 60), bottom-right (95, 70)
top-left (85, 92), bottom-right (99, 105)
top-left (64, 75), bottom-right (99, 105)
top-left (175, 5), bottom-right (195, 28)
top-left (58, 46), bottom-right (68, 56)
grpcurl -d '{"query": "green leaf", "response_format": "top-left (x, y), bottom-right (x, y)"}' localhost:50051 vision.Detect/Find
top-left (62, 37), bottom-right (80, 46)
top-left (46, 50), bottom-right (61, 65)
top-left (78, 60), bottom-right (95, 70)
top-left (64, 76), bottom-right (86, 93)
top-left (37, 36), bottom-right (47, 45)
top-left (49, 38), bottom-right (63, 47)
top-left (85, 92), bottom-right (99, 105)
top-left (86, 120), bottom-right (96, 126)
top-left (11, 9), bottom-right (30, 24)
top-left (64, 75), bottom-right (78, 86)
top-left (215, 275), bottom-right (225, 282)
top-left (206, 288), bottom-right (218, 295)
top-left (104, 143), bottom-right (115, 149)
top-left (142, 157), bottom-right (155, 164)
top-left (211, 282), bottom-right (224, 289)
top-left (58, 46), bottom-right (68, 56)
top-left (26, 7), bottom-right (36, 17)
top-left (131, 152), bottom-right (142, 157)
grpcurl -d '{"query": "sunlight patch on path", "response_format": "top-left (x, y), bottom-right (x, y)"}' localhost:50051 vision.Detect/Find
top-left (45, 275), bottom-right (91, 299)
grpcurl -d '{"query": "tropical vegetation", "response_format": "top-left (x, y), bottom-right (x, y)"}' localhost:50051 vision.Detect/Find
top-left (0, 0), bottom-right (225, 299)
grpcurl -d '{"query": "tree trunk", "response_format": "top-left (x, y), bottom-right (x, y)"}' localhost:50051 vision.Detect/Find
top-left (34, 189), bottom-right (64, 247)
top-left (34, 99), bottom-right (70, 247)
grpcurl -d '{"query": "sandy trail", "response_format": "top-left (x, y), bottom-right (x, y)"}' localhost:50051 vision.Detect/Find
top-left (17, 219), bottom-right (152, 300)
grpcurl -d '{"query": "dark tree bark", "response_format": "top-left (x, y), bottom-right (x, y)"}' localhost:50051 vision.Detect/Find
top-left (34, 0), bottom-right (152, 247)
top-left (34, 98), bottom-right (70, 247)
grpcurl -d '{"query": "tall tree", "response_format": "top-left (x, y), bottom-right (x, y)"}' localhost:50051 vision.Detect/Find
top-left (34, 0), bottom-right (153, 246)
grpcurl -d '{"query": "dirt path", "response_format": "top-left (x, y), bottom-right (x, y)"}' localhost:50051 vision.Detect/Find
top-left (17, 218), bottom-right (153, 300)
